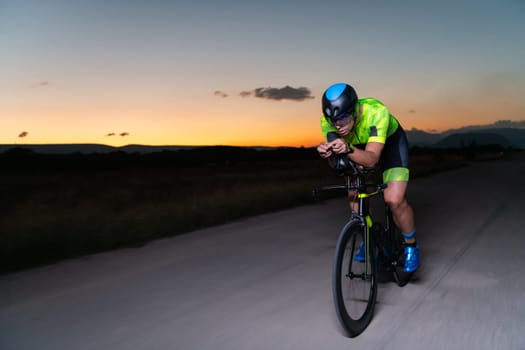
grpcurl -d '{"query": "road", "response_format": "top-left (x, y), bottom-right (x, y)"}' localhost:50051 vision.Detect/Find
top-left (1, 154), bottom-right (524, 350)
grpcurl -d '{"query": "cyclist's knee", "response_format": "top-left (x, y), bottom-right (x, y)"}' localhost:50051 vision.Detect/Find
top-left (384, 195), bottom-right (406, 211)
top-left (347, 189), bottom-right (357, 201)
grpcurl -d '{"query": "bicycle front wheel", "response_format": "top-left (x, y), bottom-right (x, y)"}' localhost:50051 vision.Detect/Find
top-left (332, 219), bottom-right (377, 337)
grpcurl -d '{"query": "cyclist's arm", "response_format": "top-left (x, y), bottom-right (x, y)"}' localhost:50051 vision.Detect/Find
top-left (328, 139), bottom-right (383, 168)
top-left (349, 142), bottom-right (384, 168)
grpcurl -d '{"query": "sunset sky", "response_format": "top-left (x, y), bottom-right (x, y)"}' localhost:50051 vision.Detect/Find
top-left (1, 0), bottom-right (524, 147)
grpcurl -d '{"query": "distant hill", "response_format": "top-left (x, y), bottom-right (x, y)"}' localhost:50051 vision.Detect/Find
top-left (443, 120), bottom-right (525, 134)
top-left (406, 124), bottom-right (525, 149)
top-left (0, 145), bottom-right (319, 172)
top-left (0, 143), bottom-right (288, 155)
top-left (0, 144), bottom-right (116, 154)
top-left (473, 128), bottom-right (525, 148)
top-left (119, 145), bottom-right (198, 153)
top-left (404, 129), bottom-right (442, 146)
top-left (434, 132), bottom-right (512, 148)
top-left (0, 144), bottom-right (200, 155)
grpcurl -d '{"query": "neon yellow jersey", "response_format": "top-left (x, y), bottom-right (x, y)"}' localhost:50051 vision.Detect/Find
top-left (320, 98), bottom-right (399, 145)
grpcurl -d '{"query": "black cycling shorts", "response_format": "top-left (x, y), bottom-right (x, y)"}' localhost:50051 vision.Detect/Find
top-left (380, 125), bottom-right (409, 182)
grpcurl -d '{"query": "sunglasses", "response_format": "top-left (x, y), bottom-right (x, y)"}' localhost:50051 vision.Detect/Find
top-left (328, 111), bottom-right (354, 125)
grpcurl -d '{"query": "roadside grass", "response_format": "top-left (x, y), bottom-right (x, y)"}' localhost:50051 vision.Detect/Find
top-left (0, 149), bottom-right (509, 274)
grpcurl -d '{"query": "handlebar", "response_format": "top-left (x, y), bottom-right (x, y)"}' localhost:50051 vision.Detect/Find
top-left (312, 182), bottom-right (387, 196)
top-left (314, 140), bottom-right (387, 216)
top-left (312, 175), bottom-right (387, 198)
top-left (329, 154), bottom-right (379, 176)
top-left (312, 153), bottom-right (385, 199)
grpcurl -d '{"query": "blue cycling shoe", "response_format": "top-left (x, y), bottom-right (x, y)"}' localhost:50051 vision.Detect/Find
top-left (354, 242), bottom-right (366, 262)
top-left (403, 243), bottom-right (420, 273)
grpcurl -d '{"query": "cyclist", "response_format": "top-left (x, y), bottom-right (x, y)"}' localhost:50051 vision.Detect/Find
top-left (317, 83), bottom-right (419, 273)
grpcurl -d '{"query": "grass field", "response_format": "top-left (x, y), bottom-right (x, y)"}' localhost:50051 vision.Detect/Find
top-left (0, 147), bottom-right (509, 274)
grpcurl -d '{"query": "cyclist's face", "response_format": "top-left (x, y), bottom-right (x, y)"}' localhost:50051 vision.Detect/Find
top-left (335, 117), bottom-right (354, 136)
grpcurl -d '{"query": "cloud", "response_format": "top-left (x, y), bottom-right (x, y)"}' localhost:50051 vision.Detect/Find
top-left (217, 85), bottom-right (315, 101)
top-left (106, 132), bottom-right (130, 136)
top-left (214, 90), bottom-right (228, 98)
top-left (408, 109), bottom-right (416, 113)
top-left (19, 131), bottom-right (28, 138)
top-left (31, 81), bottom-right (49, 88)
top-left (252, 86), bottom-right (314, 101)
top-left (493, 119), bottom-right (525, 128)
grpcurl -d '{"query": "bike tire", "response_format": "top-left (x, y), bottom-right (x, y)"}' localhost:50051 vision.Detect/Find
top-left (332, 219), bottom-right (377, 337)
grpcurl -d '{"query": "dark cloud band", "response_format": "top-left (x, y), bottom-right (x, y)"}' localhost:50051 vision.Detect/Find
top-left (214, 90), bottom-right (228, 98)
top-left (31, 81), bottom-right (49, 88)
top-left (253, 86), bottom-right (314, 101)
top-left (106, 132), bottom-right (129, 137)
top-left (219, 86), bottom-right (315, 101)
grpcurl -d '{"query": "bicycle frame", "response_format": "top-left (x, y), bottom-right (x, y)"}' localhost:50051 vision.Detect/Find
top-left (314, 171), bottom-right (387, 275)
top-left (313, 171), bottom-right (387, 221)
top-left (351, 174), bottom-right (386, 276)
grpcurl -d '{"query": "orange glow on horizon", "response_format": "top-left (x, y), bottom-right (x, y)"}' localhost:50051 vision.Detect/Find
top-left (1, 99), bottom-right (324, 147)
top-left (2, 88), bottom-right (523, 147)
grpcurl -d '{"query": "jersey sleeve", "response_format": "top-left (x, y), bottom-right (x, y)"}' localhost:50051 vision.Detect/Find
top-left (367, 104), bottom-right (390, 144)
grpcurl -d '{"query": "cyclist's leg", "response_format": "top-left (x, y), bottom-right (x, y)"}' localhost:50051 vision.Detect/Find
top-left (383, 178), bottom-right (419, 272)
top-left (380, 126), bottom-right (415, 243)
top-left (347, 189), bottom-right (358, 213)
top-left (383, 180), bottom-right (415, 242)
top-left (381, 126), bottom-right (419, 273)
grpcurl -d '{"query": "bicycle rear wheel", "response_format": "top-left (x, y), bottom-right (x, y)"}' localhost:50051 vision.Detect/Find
top-left (332, 219), bottom-right (377, 337)
top-left (386, 212), bottom-right (412, 287)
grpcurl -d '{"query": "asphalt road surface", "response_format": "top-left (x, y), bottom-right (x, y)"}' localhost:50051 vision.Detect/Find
top-left (1, 154), bottom-right (525, 350)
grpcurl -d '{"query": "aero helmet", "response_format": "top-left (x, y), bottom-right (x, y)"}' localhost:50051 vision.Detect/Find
top-left (322, 83), bottom-right (358, 122)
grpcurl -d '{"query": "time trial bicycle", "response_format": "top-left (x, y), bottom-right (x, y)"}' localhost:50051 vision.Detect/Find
top-left (313, 155), bottom-right (413, 337)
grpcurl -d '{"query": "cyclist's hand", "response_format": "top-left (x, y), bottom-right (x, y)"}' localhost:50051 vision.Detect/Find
top-left (317, 142), bottom-right (333, 158)
top-left (328, 139), bottom-right (350, 154)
